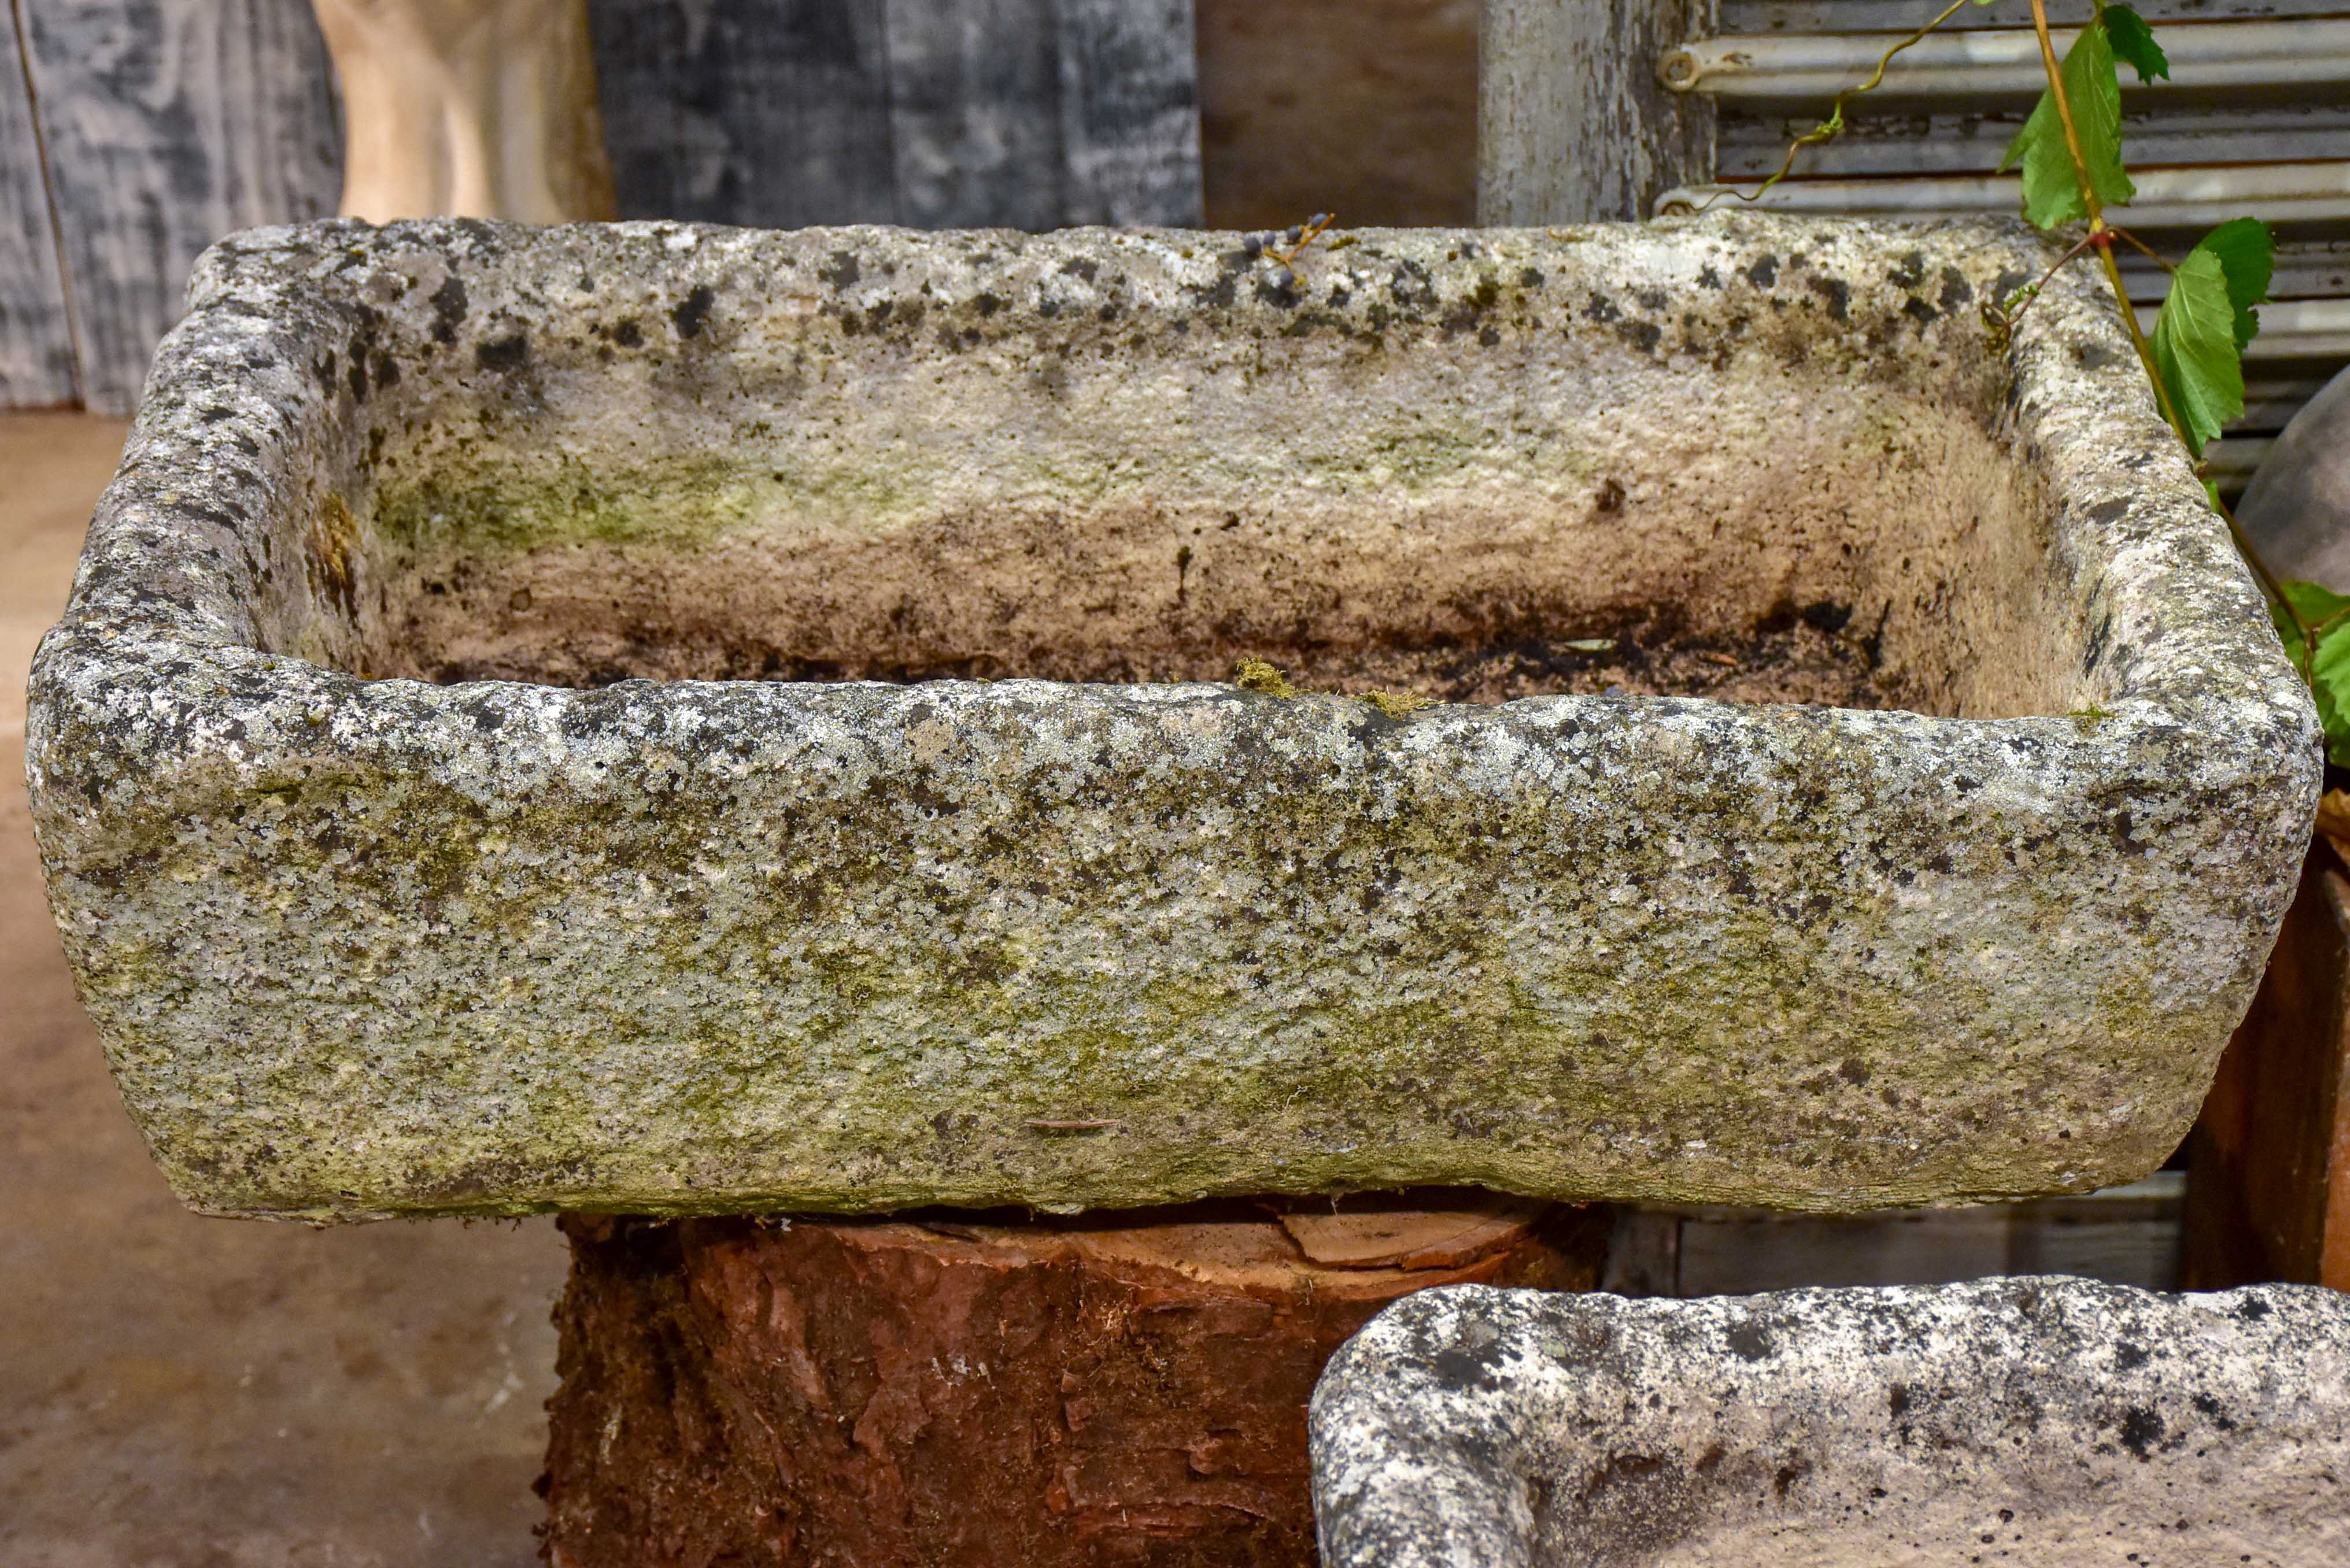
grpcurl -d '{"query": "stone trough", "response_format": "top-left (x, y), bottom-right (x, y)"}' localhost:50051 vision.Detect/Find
top-left (1310, 1279), bottom-right (2350, 1568)
top-left (26, 215), bottom-right (2315, 1221)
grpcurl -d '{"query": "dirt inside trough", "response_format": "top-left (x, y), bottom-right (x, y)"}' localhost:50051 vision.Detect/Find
top-left (411, 598), bottom-right (1900, 710)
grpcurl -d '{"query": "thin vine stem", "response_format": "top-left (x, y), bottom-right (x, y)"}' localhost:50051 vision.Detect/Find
top-left (1693, 0), bottom-right (1973, 212)
top-left (2109, 227), bottom-right (2174, 273)
top-left (2022, 0), bottom-right (2314, 660)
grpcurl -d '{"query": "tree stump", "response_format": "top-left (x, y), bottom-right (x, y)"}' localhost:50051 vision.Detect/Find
top-left (542, 1194), bottom-right (1608, 1568)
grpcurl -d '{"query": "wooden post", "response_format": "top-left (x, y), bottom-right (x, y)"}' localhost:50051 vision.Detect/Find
top-left (1477, 0), bottom-right (1715, 225)
top-left (2181, 841), bottom-right (2350, 1292)
top-left (542, 1195), bottom-right (1608, 1567)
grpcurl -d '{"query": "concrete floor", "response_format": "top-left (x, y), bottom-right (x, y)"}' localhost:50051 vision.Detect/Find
top-left (1, 413), bottom-right (567, 1567)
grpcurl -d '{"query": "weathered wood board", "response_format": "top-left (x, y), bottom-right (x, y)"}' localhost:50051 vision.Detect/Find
top-left (1479, 0), bottom-right (1715, 224)
top-left (882, 0), bottom-right (1066, 230)
top-left (8, 1), bottom-right (1202, 412)
top-left (2182, 843), bottom-right (2350, 1292)
top-left (17, 0), bottom-right (342, 413)
top-left (588, 0), bottom-right (1200, 230)
top-left (1051, 0), bottom-right (1202, 225)
top-left (0, 9), bottom-right (77, 407)
top-left (585, 0), bottom-right (900, 228)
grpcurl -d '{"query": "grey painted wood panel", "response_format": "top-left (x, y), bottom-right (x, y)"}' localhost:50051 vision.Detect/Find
top-left (588, 0), bottom-right (1199, 230)
top-left (5, 0), bottom-right (1199, 409)
top-left (1053, 0), bottom-right (1200, 226)
top-left (0, 4), bottom-right (76, 406)
top-left (882, 0), bottom-right (1066, 231)
top-left (1479, 0), bottom-right (1715, 223)
top-left (586, 0), bottom-right (900, 227)
top-left (19, 0), bottom-right (340, 413)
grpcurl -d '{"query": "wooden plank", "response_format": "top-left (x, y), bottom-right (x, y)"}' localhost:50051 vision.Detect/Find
top-left (881, 0), bottom-right (1065, 230)
top-left (584, 0), bottom-right (899, 227)
top-left (1052, 0), bottom-right (1200, 226)
top-left (0, 3), bottom-right (77, 407)
top-left (1479, 0), bottom-right (1715, 223)
top-left (19, 0), bottom-right (340, 414)
top-left (1195, 0), bottom-right (1479, 230)
top-left (2182, 845), bottom-right (2350, 1291)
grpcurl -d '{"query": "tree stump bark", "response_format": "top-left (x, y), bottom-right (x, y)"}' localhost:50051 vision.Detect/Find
top-left (542, 1194), bottom-right (1608, 1568)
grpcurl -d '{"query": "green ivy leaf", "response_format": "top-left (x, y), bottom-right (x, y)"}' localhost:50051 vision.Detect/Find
top-left (2277, 582), bottom-right (2350, 766)
top-left (2192, 217), bottom-right (2276, 350)
top-left (2150, 249), bottom-right (2244, 456)
top-left (2001, 20), bottom-right (2135, 228)
top-left (2103, 5), bottom-right (2170, 83)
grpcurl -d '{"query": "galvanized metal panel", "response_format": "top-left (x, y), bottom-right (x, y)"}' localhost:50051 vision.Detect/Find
top-left (1668, 19), bottom-right (2350, 104)
top-left (1719, 103), bottom-right (2350, 180)
top-left (1721, 0), bottom-right (2342, 32)
top-left (1658, 160), bottom-right (2350, 232)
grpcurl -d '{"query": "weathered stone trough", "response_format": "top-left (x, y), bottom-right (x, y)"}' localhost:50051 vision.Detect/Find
top-left (1310, 1279), bottom-right (2350, 1567)
top-left (26, 215), bottom-right (2315, 1221)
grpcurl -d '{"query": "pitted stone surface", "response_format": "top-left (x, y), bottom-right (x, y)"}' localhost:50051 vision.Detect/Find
top-left (1310, 1279), bottom-right (2350, 1568)
top-left (25, 216), bottom-right (2317, 1219)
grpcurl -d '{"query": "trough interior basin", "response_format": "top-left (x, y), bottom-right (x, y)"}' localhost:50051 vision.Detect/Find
top-left (324, 245), bottom-right (2071, 719)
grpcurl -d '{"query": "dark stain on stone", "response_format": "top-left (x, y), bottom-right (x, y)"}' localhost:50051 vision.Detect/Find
top-left (1746, 256), bottom-right (1779, 288)
top-left (429, 276), bottom-right (467, 345)
top-left (1429, 1335), bottom-right (1510, 1393)
top-left (673, 286), bottom-right (717, 339)
top-left (820, 250), bottom-right (860, 289)
top-left (1726, 1320), bottom-right (1774, 1362)
top-left (612, 319), bottom-right (644, 348)
top-left (1807, 276), bottom-right (1852, 323)
top-left (2118, 1405), bottom-right (2164, 1459)
top-left (476, 334), bottom-right (530, 373)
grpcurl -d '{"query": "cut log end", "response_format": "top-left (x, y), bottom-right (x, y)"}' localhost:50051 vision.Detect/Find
top-left (542, 1193), bottom-right (1609, 1567)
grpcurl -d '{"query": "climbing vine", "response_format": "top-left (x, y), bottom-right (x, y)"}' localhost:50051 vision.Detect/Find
top-left (1745, 0), bottom-right (2350, 764)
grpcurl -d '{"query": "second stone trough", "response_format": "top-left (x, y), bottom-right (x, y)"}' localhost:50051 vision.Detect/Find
top-left (26, 214), bottom-right (2316, 1222)
top-left (1312, 1279), bottom-right (2350, 1567)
